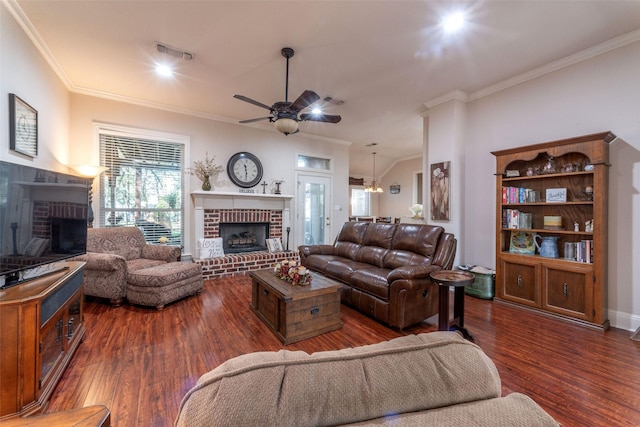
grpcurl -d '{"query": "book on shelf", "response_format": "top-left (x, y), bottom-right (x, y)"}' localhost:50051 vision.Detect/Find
top-left (502, 209), bottom-right (532, 229)
top-left (571, 239), bottom-right (594, 263)
top-left (502, 186), bottom-right (540, 204)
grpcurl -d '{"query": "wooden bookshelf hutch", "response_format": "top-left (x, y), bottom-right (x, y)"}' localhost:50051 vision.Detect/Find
top-left (492, 132), bottom-right (614, 330)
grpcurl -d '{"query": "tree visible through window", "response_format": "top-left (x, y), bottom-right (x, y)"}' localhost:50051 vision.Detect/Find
top-left (98, 129), bottom-right (186, 249)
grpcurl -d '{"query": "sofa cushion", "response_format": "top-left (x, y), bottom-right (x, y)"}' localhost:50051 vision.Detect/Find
top-left (127, 258), bottom-right (166, 271)
top-left (302, 254), bottom-right (343, 272)
top-left (324, 259), bottom-right (373, 283)
top-left (343, 393), bottom-right (559, 426)
top-left (333, 222), bottom-right (370, 260)
top-left (350, 267), bottom-right (392, 300)
top-left (176, 332), bottom-right (503, 427)
top-left (353, 223), bottom-right (395, 267)
top-left (128, 262), bottom-right (201, 288)
top-left (86, 227), bottom-right (145, 260)
top-left (383, 249), bottom-right (431, 270)
top-left (391, 224), bottom-right (443, 257)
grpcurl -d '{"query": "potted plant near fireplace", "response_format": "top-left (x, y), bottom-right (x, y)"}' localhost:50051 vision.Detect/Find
top-left (193, 152), bottom-right (224, 191)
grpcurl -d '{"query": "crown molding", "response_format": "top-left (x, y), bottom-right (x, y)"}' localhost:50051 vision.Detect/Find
top-left (424, 90), bottom-right (469, 109)
top-left (3, 0), bottom-right (74, 88)
top-left (423, 28), bottom-right (640, 107)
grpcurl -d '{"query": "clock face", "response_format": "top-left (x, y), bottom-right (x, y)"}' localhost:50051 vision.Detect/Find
top-left (227, 152), bottom-right (263, 188)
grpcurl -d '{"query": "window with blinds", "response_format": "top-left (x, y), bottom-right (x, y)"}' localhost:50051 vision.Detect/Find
top-left (98, 131), bottom-right (185, 249)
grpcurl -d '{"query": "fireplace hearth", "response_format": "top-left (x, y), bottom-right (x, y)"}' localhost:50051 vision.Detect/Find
top-left (219, 222), bottom-right (269, 253)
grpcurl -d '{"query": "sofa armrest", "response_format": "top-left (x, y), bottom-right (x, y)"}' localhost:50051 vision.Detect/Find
top-left (432, 233), bottom-right (457, 270)
top-left (299, 244), bottom-right (334, 257)
top-left (73, 252), bottom-right (127, 272)
top-left (388, 264), bottom-right (441, 282)
top-left (141, 244), bottom-right (181, 263)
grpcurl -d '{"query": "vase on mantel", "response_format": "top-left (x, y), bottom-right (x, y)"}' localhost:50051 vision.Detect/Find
top-left (201, 176), bottom-right (212, 191)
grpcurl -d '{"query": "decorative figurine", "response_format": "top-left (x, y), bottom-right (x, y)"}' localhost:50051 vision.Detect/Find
top-left (574, 222), bottom-right (579, 232)
top-left (585, 219), bottom-right (593, 233)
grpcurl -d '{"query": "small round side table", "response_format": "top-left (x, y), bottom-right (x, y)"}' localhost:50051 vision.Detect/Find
top-left (429, 270), bottom-right (475, 341)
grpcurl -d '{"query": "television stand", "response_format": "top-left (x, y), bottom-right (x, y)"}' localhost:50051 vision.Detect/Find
top-left (0, 261), bottom-right (85, 420)
top-left (1, 263), bottom-right (70, 290)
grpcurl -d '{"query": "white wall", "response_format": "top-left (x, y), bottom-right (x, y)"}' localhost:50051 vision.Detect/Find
top-left (460, 40), bottom-right (640, 330)
top-left (377, 156), bottom-right (422, 220)
top-left (68, 94), bottom-right (350, 257)
top-left (1, 3), bottom-right (70, 170)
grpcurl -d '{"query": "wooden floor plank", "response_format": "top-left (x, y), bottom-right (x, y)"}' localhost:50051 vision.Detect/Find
top-left (42, 275), bottom-right (640, 426)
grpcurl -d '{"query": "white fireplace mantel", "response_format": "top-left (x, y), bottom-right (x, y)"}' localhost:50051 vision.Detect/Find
top-left (191, 190), bottom-right (294, 210)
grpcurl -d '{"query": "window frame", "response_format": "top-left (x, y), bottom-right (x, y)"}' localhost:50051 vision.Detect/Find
top-left (350, 186), bottom-right (371, 217)
top-left (93, 123), bottom-right (191, 251)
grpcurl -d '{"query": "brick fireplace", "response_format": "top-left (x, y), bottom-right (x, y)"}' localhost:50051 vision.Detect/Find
top-left (192, 191), bottom-right (296, 279)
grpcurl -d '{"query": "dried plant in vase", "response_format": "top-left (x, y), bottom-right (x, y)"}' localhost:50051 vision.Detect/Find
top-left (192, 152), bottom-right (224, 191)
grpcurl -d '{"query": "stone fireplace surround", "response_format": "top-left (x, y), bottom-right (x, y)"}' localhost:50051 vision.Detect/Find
top-left (192, 191), bottom-right (297, 279)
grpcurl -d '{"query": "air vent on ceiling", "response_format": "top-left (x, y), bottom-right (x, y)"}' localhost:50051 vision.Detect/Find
top-left (155, 42), bottom-right (194, 61)
top-left (323, 96), bottom-right (345, 105)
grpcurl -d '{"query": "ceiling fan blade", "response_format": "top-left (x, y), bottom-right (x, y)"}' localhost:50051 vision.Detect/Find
top-left (239, 117), bottom-right (272, 124)
top-left (299, 113), bottom-right (342, 123)
top-left (290, 90), bottom-right (320, 112)
top-left (234, 95), bottom-right (273, 111)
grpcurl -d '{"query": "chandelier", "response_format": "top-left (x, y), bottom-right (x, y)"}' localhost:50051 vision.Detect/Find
top-left (364, 152), bottom-right (383, 193)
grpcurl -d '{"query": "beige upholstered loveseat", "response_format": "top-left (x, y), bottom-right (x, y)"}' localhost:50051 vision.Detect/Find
top-left (74, 227), bottom-right (196, 307)
top-left (176, 332), bottom-right (558, 426)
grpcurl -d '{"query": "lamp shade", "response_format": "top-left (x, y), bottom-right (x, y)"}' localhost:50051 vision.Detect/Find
top-left (274, 118), bottom-right (298, 135)
top-left (70, 165), bottom-right (109, 178)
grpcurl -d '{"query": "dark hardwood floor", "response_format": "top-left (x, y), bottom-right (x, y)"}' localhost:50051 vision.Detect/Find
top-left (45, 276), bottom-right (640, 426)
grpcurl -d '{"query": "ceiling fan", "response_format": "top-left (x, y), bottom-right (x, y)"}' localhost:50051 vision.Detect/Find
top-left (234, 47), bottom-right (341, 135)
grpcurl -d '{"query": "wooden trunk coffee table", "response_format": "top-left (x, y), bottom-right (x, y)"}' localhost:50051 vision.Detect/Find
top-left (250, 269), bottom-right (343, 344)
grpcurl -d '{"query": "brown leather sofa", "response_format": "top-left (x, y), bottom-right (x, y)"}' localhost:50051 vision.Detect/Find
top-left (299, 221), bottom-right (456, 329)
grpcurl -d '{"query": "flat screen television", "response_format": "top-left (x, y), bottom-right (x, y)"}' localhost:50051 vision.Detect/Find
top-left (0, 160), bottom-right (89, 288)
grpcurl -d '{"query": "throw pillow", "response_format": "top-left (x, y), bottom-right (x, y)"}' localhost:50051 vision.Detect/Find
top-left (199, 238), bottom-right (224, 258)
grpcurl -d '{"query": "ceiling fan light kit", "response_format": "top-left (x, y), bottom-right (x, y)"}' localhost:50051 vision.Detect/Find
top-left (234, 47), bottom-right (341, 135)
top-left (274, 118), bottom-right (299, 135)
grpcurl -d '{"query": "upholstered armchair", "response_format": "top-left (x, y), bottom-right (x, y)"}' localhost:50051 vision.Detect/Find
top-left (74, 227), bottom-right (180, 306)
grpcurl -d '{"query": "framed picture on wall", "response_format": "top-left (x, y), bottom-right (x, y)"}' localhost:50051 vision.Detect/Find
top-left (430, 161), bottom-right (450, 221)
top-left (9, 94), bottom-right (38, 158)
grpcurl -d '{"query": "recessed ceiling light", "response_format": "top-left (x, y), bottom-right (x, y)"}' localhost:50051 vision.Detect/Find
top-left (442, 11), bottom-right (466, 33)
top-left (155, 64), bottom-right (174, 77)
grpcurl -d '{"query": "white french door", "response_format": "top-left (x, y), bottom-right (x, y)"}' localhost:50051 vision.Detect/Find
top-left (296, 174), bottom-right (332, 248)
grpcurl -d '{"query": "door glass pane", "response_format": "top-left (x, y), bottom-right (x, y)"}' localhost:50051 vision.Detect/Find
top-left (304, 182), bottom-right (326, 245)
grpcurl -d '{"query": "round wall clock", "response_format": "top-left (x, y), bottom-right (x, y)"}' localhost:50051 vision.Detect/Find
top-left (227, 152), bottom-right (263, 188)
